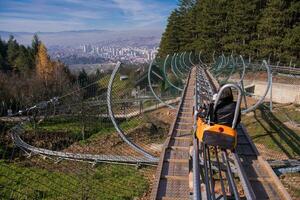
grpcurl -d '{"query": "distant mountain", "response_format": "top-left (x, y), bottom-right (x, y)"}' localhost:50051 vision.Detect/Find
top-left (0, 29), bottom-right (163, 47)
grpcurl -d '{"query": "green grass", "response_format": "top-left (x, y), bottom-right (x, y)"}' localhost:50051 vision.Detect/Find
top-left (0, 121), bottom-right (16, 159)
top-left (99, 74), bottom-right (133, 99)
top-left (119, 117), bottom-right (142, 130)
top-left (276, 106), bottom-right (300, 124)
top-left (243, 104), bottom-right (300, 159)
top-left (0, 115), bottom-right (150, 199)
top-left (25, 116), bottom-right (113, 140)
top-left (0, 161), bottom-right (148, 200)
top-left (24, 116), bottom-right (143, 146)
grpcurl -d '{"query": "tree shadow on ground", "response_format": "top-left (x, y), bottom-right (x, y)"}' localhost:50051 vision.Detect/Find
top-left (253, 105), bottom-right (300, 159)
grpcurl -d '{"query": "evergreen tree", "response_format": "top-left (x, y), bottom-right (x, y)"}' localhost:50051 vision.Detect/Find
top-left (14, 45), bottom-right (34, 72)
top-left (282, 25), bottom-right (300, 65)
top-left (176, 0), bottom-right (196, 51)
top-left (0, 37), bottom-right (6, 58)
top-left (252, 0), bottom-right (288, 60)
top-left (281, 0), bottom-right (300, 64)
top-left (0, 54), bottom-right (4, 71)
top-left (158, 10), bottom-right (181, 57)
top-left (222, 0), bottom-right (261, 55)
top-left (192, 0), bottom-right (228, 58)
top-left (7, 35), bottom-right (20, 71)
top-left (31, 34), bottom-right (41, 58)
top-left (0, 38), bottom-right (8, 71)
top-left (158, 0), bottom-right (298, 64)
top-left (286, 0), bottom-right (300, 28)
top-left (78, 69), bottom-right (89, 88)
top-left (178, 0), bottom-right (196, 10)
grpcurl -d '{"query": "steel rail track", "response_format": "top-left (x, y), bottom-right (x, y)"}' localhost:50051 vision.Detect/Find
top-left (152, 62), bottom-right (292, 200)
top-left (151, 68), bottom-right (195, 199)
top-left (5, 54), bottom-right (296, 199)
top-left (10, 124), bottom-right (157, 165)
top-left (205, 69), bottom-right (292, 200)
top-left (194, 65), bottom-right (247, 200)
top-left (163, 54), bottom-right (184, 91)
top-left (148, 59), bottom-right (177, 109)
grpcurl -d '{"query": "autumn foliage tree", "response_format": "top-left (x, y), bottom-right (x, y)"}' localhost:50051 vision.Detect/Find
top-left (36, 42), bottom-right (72, 97)
top-left (36, 43), bottom-right (52, 83)
top-left (0, 35), bottom-right (75, 115)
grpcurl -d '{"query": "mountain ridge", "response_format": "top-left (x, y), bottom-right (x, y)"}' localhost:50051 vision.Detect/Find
top-left (0, 29), bottom-right (163, 47)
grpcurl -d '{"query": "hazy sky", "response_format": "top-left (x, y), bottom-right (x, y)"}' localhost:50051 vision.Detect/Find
top-left (0, 0), bottom-right (178, 32)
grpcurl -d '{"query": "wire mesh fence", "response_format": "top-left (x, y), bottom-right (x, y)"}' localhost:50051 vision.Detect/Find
top-left (0, 61), bottom-right (183, 199)
top-left (0, 52), bottom-right (299, 199)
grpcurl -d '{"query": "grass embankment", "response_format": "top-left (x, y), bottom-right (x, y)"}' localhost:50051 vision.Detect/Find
top-left (242, 103), bottom-right (300, 199)
top-left (0, 160), bottom-right (148, 200)
top-left (0, 120), bottom-right (17, 158)
top-left (243, 103), bottom-right (300, 159)
top-left (24, 116), bottom-right (141, 147)
top-left (1, 112), bottom-right (165, 199)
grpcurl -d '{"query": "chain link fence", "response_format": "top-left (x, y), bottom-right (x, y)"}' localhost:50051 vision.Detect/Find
top-left (0, 61), bottom-right (182, 199)
top-left (0, 53), bottom-right (299, 199)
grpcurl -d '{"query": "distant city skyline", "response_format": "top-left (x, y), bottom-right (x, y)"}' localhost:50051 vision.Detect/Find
top-left (0, 0), bottom-right (178, 32)
top-left (49, 42), bottom-right (158, 64)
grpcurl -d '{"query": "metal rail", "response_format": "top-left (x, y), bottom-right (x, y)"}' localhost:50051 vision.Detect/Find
top-left (202, 68), bottom-right (256, 200)
top-left (151, 67), bottom-right (194, 199)
top-left (5, 52), bottom-right (296, 199)
top-left (9, 61), bottom-right (167, 166)
top-left (204, 67), bottom-right (292, 200)
top-left (107, 61), bottom-right (158, 161)
top-left (208, 57), bottom-right (272, 114)
top-left (148, 59), bottom-right (177, 109)
top-left (241, 60), bottom-right (271, 114)
top-left (10, 124), bottom-right (157, 165)
top-left (175, 53), bottom-right (185, 77)
top-left (171, 53), bottom-right (181, 79)
top-left (163, 54), bottom-right (184, 91)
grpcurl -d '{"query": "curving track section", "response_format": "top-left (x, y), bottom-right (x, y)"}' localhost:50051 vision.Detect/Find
top-left (10, 124), bottom-right (158, 165)
top-left (5, 52), bottom-right (296, 199)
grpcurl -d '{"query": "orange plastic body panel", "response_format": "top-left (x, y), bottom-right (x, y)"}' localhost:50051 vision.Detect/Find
top-left (196, 117), bottom-right (237, 149)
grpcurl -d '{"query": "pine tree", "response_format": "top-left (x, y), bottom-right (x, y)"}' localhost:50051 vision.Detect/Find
top-left (158, 10), bottom-right (181, 57)
top-left (286, 0), bottom-right (300, 29)
top-left (78, 69), bottom-right (89, 88)
top-left (281, 0), bottom-right (300, 64)
top-left (252, 0), bottom-right (288, 60)
top-left (31, 34), bottom-right (41, 58)
top-left (282, 24), bottom-right (300, 65)
top-left (7, 35), bottom-right (20, 70)
top-left (0, 54), bottom-right (4, 71)
top-left (192, 0), bottom-right (228, 58)
top-left (176, 0), bottom-right (196, 51)
top-left (222, 0), bottom-right (261, 55)
top-left (0, 37), bottom-right (6, 57)
top-left (14, 45), bottom-right (33, 72)
top-left (158, 0), bottom-right (298, 64)
top-left (0, 38), bottom-right (8, 71)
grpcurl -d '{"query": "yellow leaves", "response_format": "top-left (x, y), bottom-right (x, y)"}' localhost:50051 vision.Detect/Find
top-left (36, 43), bottom-right (51, 81)
top-left (36, 43), bottom-right (64, 84)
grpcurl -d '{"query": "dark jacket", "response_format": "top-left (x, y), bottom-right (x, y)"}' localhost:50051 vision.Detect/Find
top-left (213, 97), bottom-right (241, 128)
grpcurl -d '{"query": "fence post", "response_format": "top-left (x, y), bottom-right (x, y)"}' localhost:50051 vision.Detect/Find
top-left (270, 65), bottom-right (273, 112)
